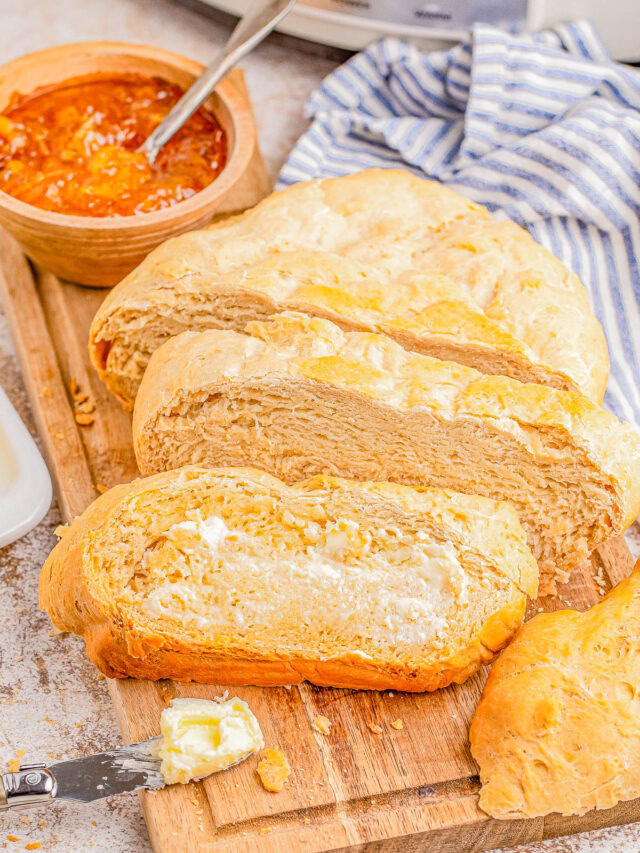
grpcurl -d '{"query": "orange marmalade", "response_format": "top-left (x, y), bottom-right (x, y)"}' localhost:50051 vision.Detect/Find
top-left (0, 74), bottom-right (227, 217)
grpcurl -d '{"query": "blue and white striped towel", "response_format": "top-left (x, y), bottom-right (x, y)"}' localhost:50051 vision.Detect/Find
top-left (279, 20), bottom-right (640, 427)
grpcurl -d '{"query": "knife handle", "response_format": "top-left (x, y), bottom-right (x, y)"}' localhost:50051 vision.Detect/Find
top-left (0, 764), bottom-right (57, 809)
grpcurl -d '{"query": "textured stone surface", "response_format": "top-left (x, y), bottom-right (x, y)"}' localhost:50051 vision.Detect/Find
top-left (0, 1), bottom-right (638, 850)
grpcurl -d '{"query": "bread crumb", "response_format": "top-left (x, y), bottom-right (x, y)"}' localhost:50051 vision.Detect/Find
top-left (69, 377), bottom-right (79, 395)
top-left (76, 401), bottom-right (95, 414)
top-left (313, 715), bottom-right (332, 735)
top-left (20, 817), bottom-right (31, 825)
top-left (54, 432), bottom-right (64, 440)
top-left (76, 722), bottom-right (83, 728)
top-left (367, 722), bottom-right (383, 735)
top-left (44, 717), bottom-right (55, 725)
top-left (390, 719), bottom-right (404, 730)
top-left (303, 817), bottom-right (311, 824)
top-left (75, 412), bottom-right (95, 426)
top-left (15, 749), bottom-right (25, 757)
top-left (38, 822), bottom-right (46, 827)
top-left (26, 844), bottom-right (41, 851)
top-left (91, 821), bottom-right (97, 827)
top-left (8, 759), bottom-right (20, 772)
top-left (41, 386), bottom-right (51, 397)
top-left (96, 483), bottom-right (108, 494)
top-left (96, 674), bottom-right (106, 681)
top-left (260, 828), bottom-right (271, 835)
top-left (257, 749), bottom-right (291, 793)
top-left (6, 836), bottom-right (19, 842)
top-left (73, 392), bottom-right (89, 404)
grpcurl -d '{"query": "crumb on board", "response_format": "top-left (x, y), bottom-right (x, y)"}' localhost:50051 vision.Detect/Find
top-left (313, 715), bottom-right (332, 735)
top-left (303, 817), bottom-right (311, 825)
top-left (75, 411), bottom-right (95, 426)
top-left (26, 844), bottom-right (41, 851)
top-left (41, 386), bottom-right (51, 397)
top-left (257, 749), bottom-right (291, 793)
top-left (68, 378), bottom-right (97, 425)
top-left (96, 483), bottom-right (108, 494)
top-left (260, 828), bottom-right (271, 835)
top-left (8, 759), bottom-right (20, 772)
top-left (367, 722), bottom-right (383, 735)
top-left (390, 719), bottom-right (404, 730)
top-left (15, 749), bottom-right (25, 757)
top-left (96, 674), bottom-right (105, 681)
top-left (54, 432), bottom-right (64, 440)
top-left (6, 836), bottom-right (19, 842)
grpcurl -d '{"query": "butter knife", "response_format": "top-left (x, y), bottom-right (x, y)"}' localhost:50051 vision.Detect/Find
top-left (0, 738), bottom-right (165, 809)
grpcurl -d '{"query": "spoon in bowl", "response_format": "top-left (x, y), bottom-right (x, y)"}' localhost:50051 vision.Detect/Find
top-left (139, 0), bottom-right (296, 165)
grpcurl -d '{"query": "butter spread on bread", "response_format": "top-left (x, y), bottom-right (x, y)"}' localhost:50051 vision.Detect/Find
top-left (153, 696), bottom-right (263, 785)
top-left (131, 313), bottom-right (640, 592)
top-left (470, 560), bottom-right (640, 818)
top-left (89, 169), bottom-right (608, 410)
top-left (39, 466), bottom-right (537, 691)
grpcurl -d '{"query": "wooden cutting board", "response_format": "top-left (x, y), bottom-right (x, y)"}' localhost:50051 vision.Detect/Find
top-left (2, 153), bottom-right (640, 851)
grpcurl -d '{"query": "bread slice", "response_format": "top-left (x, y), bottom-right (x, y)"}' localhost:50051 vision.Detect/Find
top-left (39, 466), bottom-right (538, 691)
top-left (89, 169), bottom-right (608, 410)
top-left (132, 313), bottom-right (640, 593)
top-left (470, 560), bottom-right (640, 819)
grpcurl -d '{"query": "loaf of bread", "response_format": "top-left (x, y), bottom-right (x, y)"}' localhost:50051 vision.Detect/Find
top-left (89, 169), bottom-right (608, 410)
top-left (132, 313), bottom-right (640, 593)
top-left (470, 560), bottom-right (640, 819)
top-left (39, 466), bottom-right (538, 690)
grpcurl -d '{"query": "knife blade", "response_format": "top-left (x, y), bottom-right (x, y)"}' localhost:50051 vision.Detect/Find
top-left (0, 737), bottom-right (165, 809)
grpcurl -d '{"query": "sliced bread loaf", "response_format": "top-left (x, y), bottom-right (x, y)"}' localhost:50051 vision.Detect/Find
top-left (132, 313), bottom-right (640, 593)
top-left (89, 169), bottom-right (608, 409)
top-left (470, 560), bottom-right (640, 818)
top-left (39, 466), bottom-right (537, 690)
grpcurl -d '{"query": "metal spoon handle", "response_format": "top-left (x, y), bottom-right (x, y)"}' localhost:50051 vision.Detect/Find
top-left (140, 0), bottom-right (295, 164)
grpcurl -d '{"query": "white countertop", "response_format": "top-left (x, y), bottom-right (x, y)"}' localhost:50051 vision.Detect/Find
top-left (1, 1), bottom-right (640, 850)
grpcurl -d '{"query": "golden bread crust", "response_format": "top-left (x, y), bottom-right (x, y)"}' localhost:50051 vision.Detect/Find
top-left (89, 169), bottom-right (608, 409)
top-left (470, 560), bottom-right (640, 819)
top-left (40, 466), bottom-right (537, 690)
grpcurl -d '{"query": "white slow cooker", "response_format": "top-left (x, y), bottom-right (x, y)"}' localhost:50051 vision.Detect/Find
top-left (192, 0), bottom-right (640, 61)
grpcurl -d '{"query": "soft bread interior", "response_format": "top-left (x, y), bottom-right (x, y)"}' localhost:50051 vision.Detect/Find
top-left (44, 468), bottom-right (537, 688)
top-left (90, 170), bottom-right (608, 409)
top-left (133, 315), bottom-right (640, 591)
top-left (95, 477), bottom-right (520, 661)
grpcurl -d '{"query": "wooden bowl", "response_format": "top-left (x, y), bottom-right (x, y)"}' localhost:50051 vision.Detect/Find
top-left (0, 42), bottom-right (262, 287)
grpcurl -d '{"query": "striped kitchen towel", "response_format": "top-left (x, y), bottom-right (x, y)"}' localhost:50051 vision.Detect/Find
top-left (279, 20), bottom-right (640, 426)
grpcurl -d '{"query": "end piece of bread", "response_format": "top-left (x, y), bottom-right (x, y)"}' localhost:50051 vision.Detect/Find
top-left (470, 560), bottom-right (640, 819)
top-left (89, 169), bottom-right (608, 410)
top-left (39, 466), bottom-right (537, 690)
top-left (132, 313), bottom-right (640, 593)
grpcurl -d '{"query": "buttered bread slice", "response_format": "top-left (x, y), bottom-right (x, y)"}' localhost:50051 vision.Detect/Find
top-left (89, 169), bottom-right (608, 409)
top-left (132, 314), bottom-right (640, 593)
top-left (39, 467), bottom-right (538, 691)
